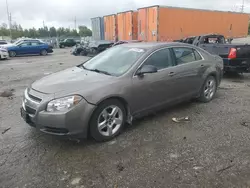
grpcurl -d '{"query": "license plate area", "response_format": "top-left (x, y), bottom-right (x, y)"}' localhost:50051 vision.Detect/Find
top-left (21, 107), bottom-right (31, 123)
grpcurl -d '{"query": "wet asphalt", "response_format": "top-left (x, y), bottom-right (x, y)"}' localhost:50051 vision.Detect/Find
top-left (0, 49), bottom-right (250, 188)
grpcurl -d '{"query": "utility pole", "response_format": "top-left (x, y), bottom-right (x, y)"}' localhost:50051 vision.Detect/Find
top-left (43, 20), bottom-right (45, 28)
top-left (5, 0), bottom-right (12, 39)
top-left (241, 0), bottom-right (245, 12)
top-left (74, 16), bottom-right (77, 30)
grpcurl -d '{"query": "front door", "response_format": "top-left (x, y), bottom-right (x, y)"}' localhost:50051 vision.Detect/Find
top-left (131, 48), bottom-right (176, 115)
top-left (17, 42), bottom-right (32, 55)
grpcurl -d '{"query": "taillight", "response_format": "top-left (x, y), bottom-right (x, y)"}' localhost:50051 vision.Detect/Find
top-left (228, 48), bottom-right (237, 59)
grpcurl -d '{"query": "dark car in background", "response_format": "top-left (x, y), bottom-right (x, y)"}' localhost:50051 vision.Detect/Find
top-left (72, 40), bottom-right (114, 56)
top-left (59, 39), bottom-right (77, 48)
top-left (21, 42), bottom-right (223, 141)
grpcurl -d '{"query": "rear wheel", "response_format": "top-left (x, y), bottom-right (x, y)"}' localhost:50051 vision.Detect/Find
top-left (90, 99), bottom-right (126, 142)
top-left (9, 51), bottom-right (16, 57)
top-left (199, 76), bottom-right (217, 103)
top-left (40, 49), bottom-right (48, 56)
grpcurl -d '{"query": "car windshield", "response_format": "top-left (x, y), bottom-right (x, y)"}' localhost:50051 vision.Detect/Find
top-left (14, 40), bottom-right (23, 45)
top-left (83, 46), bottom-right (146, 76)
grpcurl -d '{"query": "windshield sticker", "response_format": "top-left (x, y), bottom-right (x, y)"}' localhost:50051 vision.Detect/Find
top-left (129, 48), bottom-right (145, 53)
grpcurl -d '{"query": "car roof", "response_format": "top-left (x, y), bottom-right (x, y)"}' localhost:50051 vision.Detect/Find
top-left (121, 42), bottom-right (194, 50)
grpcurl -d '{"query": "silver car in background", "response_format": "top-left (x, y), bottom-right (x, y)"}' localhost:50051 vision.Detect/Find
top-left (21, 42), bottom-right (223, 141)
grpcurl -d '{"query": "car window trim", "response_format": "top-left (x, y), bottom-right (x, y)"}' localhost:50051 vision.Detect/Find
top-left (171, 46), bottom-right (204, 67)
top-left (133, 46), bottom-right (175, 77)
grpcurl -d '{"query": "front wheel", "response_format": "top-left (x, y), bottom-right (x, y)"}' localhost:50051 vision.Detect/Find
top-left (9, 51), bottom-right (16, 57)
top-left (90, 99), bottom-right (126, 142)
top-left (198, 76), bottom-right (217, 103)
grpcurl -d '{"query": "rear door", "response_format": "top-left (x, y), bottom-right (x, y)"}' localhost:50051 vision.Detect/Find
top-left (171, 47), bottom-right (205, 99)
top-left (30, 42), bottom-right (42, 54)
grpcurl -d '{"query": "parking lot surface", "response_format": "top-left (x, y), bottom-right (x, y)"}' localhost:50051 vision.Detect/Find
top-left (1, 49), bottom-right (250, 188)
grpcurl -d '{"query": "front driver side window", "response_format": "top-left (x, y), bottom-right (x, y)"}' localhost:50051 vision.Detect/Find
top-left (143, 48), bottom-right (173, 70)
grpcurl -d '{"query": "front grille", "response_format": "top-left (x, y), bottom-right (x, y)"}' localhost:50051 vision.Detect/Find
top-left (25, 105), bottom-right (36, 115)
top-left (28, 93), bottom-right (42, 103)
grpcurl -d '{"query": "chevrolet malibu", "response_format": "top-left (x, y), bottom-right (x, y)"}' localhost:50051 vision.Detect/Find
top-left (21, 42), bottom-right (223, 141)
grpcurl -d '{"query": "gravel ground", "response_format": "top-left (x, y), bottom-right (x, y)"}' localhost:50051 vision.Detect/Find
top-left (0, 49), bottom-right (250, 188)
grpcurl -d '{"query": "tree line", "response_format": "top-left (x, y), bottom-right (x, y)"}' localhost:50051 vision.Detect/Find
top-left (0, 22), bottom-right (92, 39)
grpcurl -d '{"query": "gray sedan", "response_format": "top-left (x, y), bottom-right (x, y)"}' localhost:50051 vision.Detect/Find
top-left (21, 42), bottom-right (223, 141)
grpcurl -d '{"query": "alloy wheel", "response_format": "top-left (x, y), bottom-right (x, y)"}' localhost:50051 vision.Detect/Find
top-left (204, 77), bottom-right (216, 100)
top-left (97, 105), bottom-right (123, 137)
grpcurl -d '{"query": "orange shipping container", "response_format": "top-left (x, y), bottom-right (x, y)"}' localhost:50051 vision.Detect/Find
top-left (138, 6), bottom-right (249, 42)
top-left (104, 14), bottom-right (118, 41)
top-left (117, 11), bottom-right (138, 41)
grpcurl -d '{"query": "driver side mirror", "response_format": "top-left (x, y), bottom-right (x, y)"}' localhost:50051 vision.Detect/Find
top-left (136, 65), bottom-right (158, 76)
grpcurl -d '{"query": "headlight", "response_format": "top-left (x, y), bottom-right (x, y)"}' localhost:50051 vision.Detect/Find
top-left (46, 95), bottom-right (82, 112)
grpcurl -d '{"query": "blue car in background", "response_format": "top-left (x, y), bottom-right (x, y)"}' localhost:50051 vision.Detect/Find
top-left (6, 40), bottom-right (53, 57)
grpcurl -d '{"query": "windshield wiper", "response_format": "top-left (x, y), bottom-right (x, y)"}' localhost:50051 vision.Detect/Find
top-left (81, 64), bottom-right (88, 70)
top-left (89, 69), bottom-right (112, 76)
top-left (80, 65), bottom-right (113, 76)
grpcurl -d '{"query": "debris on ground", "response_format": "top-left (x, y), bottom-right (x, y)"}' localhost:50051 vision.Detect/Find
top-left (241, 121), bottom-right (250, 127)
top-left (44, 72), bottom-right (52, 75)
top-left (70, 177), bottom-right (81, 185)
top-left (0, 89), bottom-right (14, 97)
top-left (193, 166), bottom-right (203, 170)
top-left (217, 164), bottom-right (235, 174)
top-left (172, 116), bottom-right (190, 123)
top-left (232, 80), bottom-right (244, 83)
top-left (2, 127), bottom-right (11, 134)
top-left (117, 163), bottom-right (125, 172)
top-left (59, 63), bottom-right (63, 65)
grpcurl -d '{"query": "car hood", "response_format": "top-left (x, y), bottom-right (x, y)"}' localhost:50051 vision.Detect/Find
top-left (31, 66), bottom-right (115, 95)
top-left (1, 44), bottom-right (15, 48)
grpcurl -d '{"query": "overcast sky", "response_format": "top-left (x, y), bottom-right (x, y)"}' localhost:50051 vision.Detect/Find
top-left (0, 0), bottom-right (249, 29)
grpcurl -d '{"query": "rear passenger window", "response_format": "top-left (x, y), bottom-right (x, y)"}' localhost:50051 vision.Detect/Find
top-left (193, 50), bottom-right (202, 60)
top-left (31, 42), bottom-right (40, 46)
top-left (143, 48), bottom-right (174, 70)
top-left (173, 47), bottom-right (196, 65)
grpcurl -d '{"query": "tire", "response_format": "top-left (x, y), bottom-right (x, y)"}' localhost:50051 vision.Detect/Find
top-left (90, 99), bottom-right (126, 142)
top-left (40, 49), bottom-right (48, 56)
top-left (198, 75), bottom-right (217, 103)
top-left (9, 51), bottom-right (16, 57)
top-left (80, 50), bottom-right (86, 56)
top-left (60, 44), bottom-right (65, 48)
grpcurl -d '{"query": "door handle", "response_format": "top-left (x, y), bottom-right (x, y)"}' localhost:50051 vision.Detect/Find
top-left (169, 72), bottom-right (175, 77)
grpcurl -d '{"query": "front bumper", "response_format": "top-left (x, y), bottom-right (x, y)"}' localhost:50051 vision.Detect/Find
top-left (0, 51), bottom-right (9, 59)
top-left (20, 88), bottom-right (96, 138)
